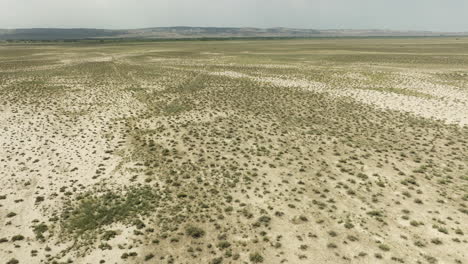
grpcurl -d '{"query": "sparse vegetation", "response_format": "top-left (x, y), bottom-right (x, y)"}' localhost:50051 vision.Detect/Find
top-left (61, 186), bottom-right (158, 236)
top-left (1, 38), bottom-right (467, 264)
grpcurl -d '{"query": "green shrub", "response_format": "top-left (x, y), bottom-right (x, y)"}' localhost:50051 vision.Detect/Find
top-left (11, 235), bottom-right (25, 241)
top-left (378, 244), bottom-right (390, 251)
top-left (186, 226), bottom-right (205, 238)
top-left (62, 186), bottom-right (158, 235)
top-left (217, 241), bottom-right (231, 249)
top-left (249, 252), bottom-right (264, 263)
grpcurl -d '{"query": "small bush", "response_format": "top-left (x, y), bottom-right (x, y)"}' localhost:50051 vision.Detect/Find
top-left (186, 226), bottom-right (205, 238)
top-left (6, 259), bottom-right (19, 264)
top-left (217, 241), bottom-right (231, 249)
top-left (33, 223), bottom-right (48, 241)
top-left (11, 235), bottom-right (25, 241)
top-left (102, 230), bottom-right (117, 241)
top-left (378, 244), bottom-right (390, 251)
top-left (145, 253), bottom-right (155, 261)
top-left (327, 243), bottom-right (337, 248)
top-left (211, 257), bottom-right (223, 264)
top-left (6, 212), bottom-right (17, 218)
top-left (249, 252), bottom-right (264, 263)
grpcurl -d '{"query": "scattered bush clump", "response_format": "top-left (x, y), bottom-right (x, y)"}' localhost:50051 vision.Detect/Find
top-left (62, 185), bottom-right (159, 236)
top-left (249, 252), bottom-right (264, 263)
top-left (186, 226), bottom-right (205, 239)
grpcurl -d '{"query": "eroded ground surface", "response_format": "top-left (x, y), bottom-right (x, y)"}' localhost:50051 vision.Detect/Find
top-left (0, 38), bottom-right (467, 264)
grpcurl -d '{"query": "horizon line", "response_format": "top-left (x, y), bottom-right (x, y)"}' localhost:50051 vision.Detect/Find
top-left (0, 26), bottom-right (466, 33)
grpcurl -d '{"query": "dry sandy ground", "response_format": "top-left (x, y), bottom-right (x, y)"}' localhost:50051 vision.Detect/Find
top-left (0, 39), bottom-right (467, 264)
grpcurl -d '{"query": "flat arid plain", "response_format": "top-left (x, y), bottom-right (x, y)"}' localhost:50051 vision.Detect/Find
top-left (0, 38), bottom-right (467, 264)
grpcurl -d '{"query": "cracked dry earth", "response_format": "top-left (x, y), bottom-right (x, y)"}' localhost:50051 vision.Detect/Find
top-left (0, 38), bottom-right (467, 264)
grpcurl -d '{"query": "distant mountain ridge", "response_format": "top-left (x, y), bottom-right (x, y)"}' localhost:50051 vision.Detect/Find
top-left (0, 27), bottom-right (466, 40)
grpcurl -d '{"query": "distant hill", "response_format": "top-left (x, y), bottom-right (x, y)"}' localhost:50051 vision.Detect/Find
top-left (0, 28), bottom-right (128, 40)
top-left (0, 27), bottom-right (466, 40)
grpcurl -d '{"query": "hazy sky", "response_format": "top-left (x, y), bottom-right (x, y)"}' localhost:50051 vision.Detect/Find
top-left (1, 0), bottom-right (467, 31)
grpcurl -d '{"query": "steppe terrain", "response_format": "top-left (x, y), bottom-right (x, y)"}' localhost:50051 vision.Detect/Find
top-left (0, 38), bottom-right (467, 264)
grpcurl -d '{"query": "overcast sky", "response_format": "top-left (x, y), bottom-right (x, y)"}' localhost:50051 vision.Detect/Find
top-left (1, 0), bottom-right (467, 31)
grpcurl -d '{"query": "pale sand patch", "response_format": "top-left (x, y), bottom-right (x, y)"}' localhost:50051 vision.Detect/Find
top-left (336, 88), bottom-right (468, 126)
top-left (210, 70), bottom-right (250, 79)
top-left (395, 71), bottom-right (468, 101)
